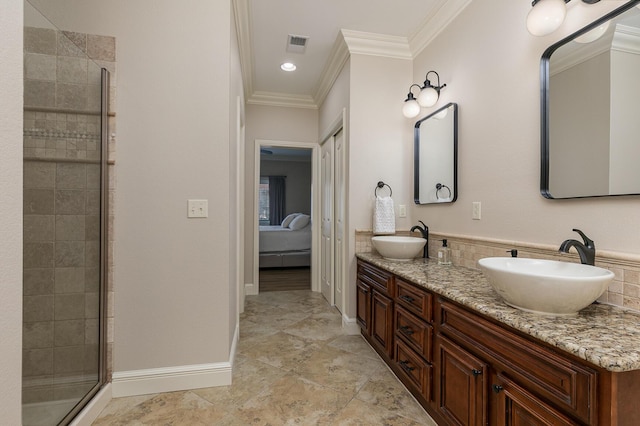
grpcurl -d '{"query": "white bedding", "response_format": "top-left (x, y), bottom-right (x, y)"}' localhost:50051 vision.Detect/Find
top-left (259, 224), bottom-right (311, 253)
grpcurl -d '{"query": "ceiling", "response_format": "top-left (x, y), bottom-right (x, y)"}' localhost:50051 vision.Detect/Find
top-left (234, 0), bottom-right (471, 109)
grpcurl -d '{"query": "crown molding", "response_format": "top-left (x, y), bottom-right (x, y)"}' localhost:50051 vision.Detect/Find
top-left (313, 32), bottom-right (350, 108)
top-left (612, 23), bottom-right (640, 55)
top-left (409, 0), bottom-right (473, 57)
top-left (340, 29), bottom-right (412, 59)
top-left (247, 91), bottom-right (318, 109)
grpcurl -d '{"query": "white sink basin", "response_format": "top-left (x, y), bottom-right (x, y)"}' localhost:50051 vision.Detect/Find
top-left (478, 257), bottom-right (614, 316)
top-left (372, 236), bottom-right (426, 261)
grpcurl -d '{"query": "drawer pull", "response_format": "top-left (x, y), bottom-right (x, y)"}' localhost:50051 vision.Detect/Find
top-left (472, 369), bottom-right (483, 377)
top-left (492, 384), bottom-right (504, 394)
top-left (400, 295), bottom-right (416, 303)
top-left (399, 360), bottom-right (415, 372)
top-left (400, 325), bottom-right (415, 336)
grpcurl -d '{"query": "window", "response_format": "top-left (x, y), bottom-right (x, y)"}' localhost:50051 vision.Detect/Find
top-left (259, 177), bottom-right (269, 225)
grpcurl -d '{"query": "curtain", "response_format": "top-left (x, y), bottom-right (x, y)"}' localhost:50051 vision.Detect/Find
top-left (269, 176), bottom-right (286, 225)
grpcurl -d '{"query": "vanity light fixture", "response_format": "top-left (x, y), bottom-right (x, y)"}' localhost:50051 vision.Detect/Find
top-left (280, 62), bottom-right (297, 72)
top-left (402, 84), bottom-right (422, 118)
top-left (402, 71), bottom-right (447, 118)
top-left (417, 71), bottom-right (446, 108)
top-left (527, 0), bottom-right (601, 37)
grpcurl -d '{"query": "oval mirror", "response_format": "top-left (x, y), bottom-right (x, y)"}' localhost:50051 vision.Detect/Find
top-left (414, 102), bottom-right (458, 204)
top-left (541, 1), bottom-right (640, 199)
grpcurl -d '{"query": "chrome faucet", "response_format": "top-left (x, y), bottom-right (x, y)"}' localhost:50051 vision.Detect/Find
top-left (410, 220), bottom-right (429, 258)
top-left (559, 229), bottom-right (595, 266)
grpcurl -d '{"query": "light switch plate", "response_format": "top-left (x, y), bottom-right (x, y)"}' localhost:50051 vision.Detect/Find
top-left (398, 204), bottom-right (407, 218)
top-left (472, 202), bottom-right (481, 220)
top-left (188, 199), bottom-right (208, 218)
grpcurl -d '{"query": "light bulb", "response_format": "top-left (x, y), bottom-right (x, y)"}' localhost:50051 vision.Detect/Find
top-left (575, 21), bottom-right (610, 43)
top-left (433, 108), bottom-right (449, 120)
top-left (417, 87), bottom-right (439, 107)
top-left (402, 99), bottom-right (420, 118)
top-left (280, 62), bottom-right (296, 72)
top-left (526, 0), bottom-right (567, 36)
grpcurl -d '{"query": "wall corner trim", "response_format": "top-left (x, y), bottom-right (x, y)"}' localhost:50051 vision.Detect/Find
top-left (112, 362), bottom-right (232, 398)
top-left (342, 315), bottom-right (361, 335)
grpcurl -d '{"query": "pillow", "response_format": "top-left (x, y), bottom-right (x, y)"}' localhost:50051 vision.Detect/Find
top-left (281, 213), bottom-right (300, 228)
top-left (289, 214), bottom-right (310, 230)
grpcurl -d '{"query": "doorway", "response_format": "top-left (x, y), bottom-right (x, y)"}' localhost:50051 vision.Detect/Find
top-left (253, 141), bottom-right (318, 296)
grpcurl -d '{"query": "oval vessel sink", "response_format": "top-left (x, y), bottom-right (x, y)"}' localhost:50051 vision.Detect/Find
top-left (372, 236), bottom-right (426, 261)
top-left (478, 257), bottom-right (614, 316)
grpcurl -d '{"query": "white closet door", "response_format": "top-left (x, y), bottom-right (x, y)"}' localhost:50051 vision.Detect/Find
top-left (320, 138), bottom-right (334, 304)
top-left (333, 129), bottom-right (345, 313)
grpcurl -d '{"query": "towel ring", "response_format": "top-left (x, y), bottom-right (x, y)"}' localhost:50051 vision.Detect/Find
top-left (375, 181), bottom-right (392, 197)
top-left (435, 183), bottom-right (451, 200)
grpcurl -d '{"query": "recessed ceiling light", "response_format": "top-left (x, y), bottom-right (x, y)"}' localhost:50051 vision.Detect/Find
top-left (280, 62), bottom-right (296, 72)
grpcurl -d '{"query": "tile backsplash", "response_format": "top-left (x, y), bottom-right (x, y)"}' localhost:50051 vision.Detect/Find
top-left (356, 230), bottom-right (640, 312)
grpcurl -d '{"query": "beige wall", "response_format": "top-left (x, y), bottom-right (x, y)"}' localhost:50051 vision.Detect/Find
top-left (549, 52), bottom-right (610, 197)
top-left (319, 59), bottom-right (350, 139)
top-left (410, 0), bottom-right (640, 254)
top-left (243, 104), bottom-right (318, 285)
top-left (346, 54), bottom-right (413, 316)
top-left (31, 0), bottom-right (236, 372)
top-left (0, 0), bottom-right (23, 422)
top-left (610, 47), bottom-right (640, 194)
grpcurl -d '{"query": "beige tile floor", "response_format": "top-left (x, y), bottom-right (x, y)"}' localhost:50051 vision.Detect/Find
top-left (93, 290), bottom-right (437, 425)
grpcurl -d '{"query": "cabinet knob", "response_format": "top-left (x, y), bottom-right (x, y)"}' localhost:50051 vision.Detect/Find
top-left (472, 369), bottom-right (482, 376)
top-left (492, 384), bottom-right (504, 394)
top-left (400, 325), bottom-right (415, 336)
top-left (400, 295), bottom-right (415, 303)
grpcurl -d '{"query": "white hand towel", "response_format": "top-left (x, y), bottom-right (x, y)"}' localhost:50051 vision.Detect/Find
top-left (373, 196), bottom-right (395, 235)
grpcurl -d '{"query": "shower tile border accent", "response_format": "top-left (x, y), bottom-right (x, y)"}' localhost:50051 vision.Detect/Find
top-left (355, 229), bottom-right (640, 313)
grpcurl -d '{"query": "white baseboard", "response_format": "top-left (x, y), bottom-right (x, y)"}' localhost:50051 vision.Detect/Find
top-left (342, 315), bottom-right (361, 335)
top-left (69, 383), bottom-right (112, 426)
top-left (112, 325), bottom-right (239, 398)
top-left (112, 362), bottom-right (232, 398)
top-left (245, 282), bottom-right (258, 296)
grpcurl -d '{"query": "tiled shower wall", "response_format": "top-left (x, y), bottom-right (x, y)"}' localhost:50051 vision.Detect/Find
top-left (23, 26), bottom-right (116, 403)
top-left (356, 230), bottom-right (640, 312)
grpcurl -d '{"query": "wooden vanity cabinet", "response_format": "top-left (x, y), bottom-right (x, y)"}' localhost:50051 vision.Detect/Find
top-left (356, 259), bottom-right (640, 426)
top-left (435, 334), bottom-right (488, 426)
top-left (356, 262), bottom-right (394, 360)
top-left (490, 372), bottom-right (578, 426)
top-left (393, 278), bottom-right (435, 404)
top-left (437, 298), bottom-right (597, 425)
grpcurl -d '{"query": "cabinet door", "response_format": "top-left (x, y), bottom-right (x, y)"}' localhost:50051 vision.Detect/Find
top-left (436, 335), bottom-right (487, 426)
top-left (371, 289), bottom-right (394, 358)
top-left (491, 373), bottom-right (577, 426)
top-left (356, 279), bottom-right (371, 334)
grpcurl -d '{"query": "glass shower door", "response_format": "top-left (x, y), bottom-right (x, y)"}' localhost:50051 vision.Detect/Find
top-left (22, 2), bottom-right (109, 424)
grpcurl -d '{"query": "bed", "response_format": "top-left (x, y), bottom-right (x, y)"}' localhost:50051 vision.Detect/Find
top-left (259, 213), bottom-right (311, 268)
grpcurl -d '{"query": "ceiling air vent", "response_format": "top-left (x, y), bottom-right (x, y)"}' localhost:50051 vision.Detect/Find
top-left (286, 34), bottom-right (309, 53)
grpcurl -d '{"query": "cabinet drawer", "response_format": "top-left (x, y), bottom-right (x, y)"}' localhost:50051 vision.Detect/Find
top-left (395, 278), bottom-right (432, 321)
top-left (394, 339), bottom-right (432, 401)
top-left (358, 261), bottom-right (393, 294)
top-left (395, 305), bottom-right (432, 362)
top-left (439, 300), bottom-right (597, 424)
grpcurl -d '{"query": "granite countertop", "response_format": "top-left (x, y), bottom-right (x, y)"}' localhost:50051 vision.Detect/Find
top-left (357, 252), bottom-right (640, 372)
